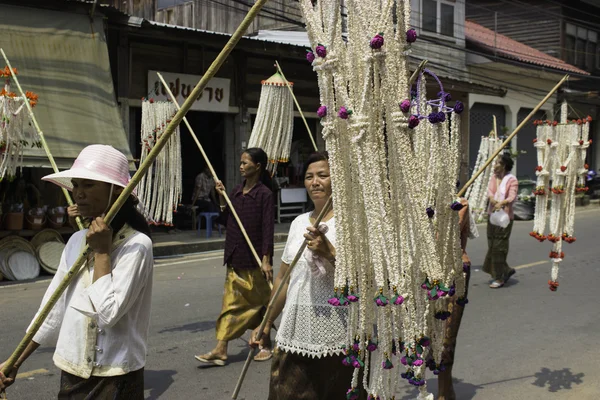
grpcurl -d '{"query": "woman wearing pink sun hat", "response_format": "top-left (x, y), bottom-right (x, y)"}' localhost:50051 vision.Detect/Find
top-left (0, 145), bottom-right (153, 399)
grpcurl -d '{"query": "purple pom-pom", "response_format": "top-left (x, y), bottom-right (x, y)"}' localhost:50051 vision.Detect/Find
top-left (408, 115), bottom-right (420, 129)
top-left (338, 106), bottom-right (350, 120)
top-left (367, 343), bottom-right (377, 352)
top-left (454, 101), bottom-right (464, 114)
top-left (328, 297), bottom-right (340, 306)
top-left (347, 294), bottom-right (359, 302)
top-left (428, 112), bottom-right (439, 124)
top-left (450, 201), bottom-right (464, 211)
top-left (400, 99), bottom-right (411, 113)
top-left (316, 45), bottom-right (327, 58)
top-left (406, 28), bottom-right (417, 43)
top-left (401, 356), bottom-right (408, 366)
top-left (352, 358), bottom-right (362, 369)
top-left (375, 298), bottom-right (385, 306)
top-left (370, 34), bottom-right (384, 49)
top-left (420, 337), bottom-right (431, 347)
top-left (317, 105), bottom-right (328, 118)
top-left (426, 207), bottom-right (435, 218)
top-left (413, 358), bottom-right (424, 367)
top-left (342, 357), bottom-right (351, 367)
top-left (393, 295), bottom-right (404, 305)
top-left (438, 91), bottom-right (451, 102)
top-left (437, 112), bottom-right (446, 122)
top-left (352, 342), bottom-right (360, 352)
top-left (306, 51), bottom-right (315, 63)
top-left (449, 285), bottom-right (456, 297)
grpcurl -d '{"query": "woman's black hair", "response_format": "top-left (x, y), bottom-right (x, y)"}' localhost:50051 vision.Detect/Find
top-left (243, 147), bottom-right (273, 192)
top-left (500, 153), bottom-right (514, 173)
top-left (110, 195), bottom-right (152, 238)
top-left (302, 151), bottom-right (329, 178)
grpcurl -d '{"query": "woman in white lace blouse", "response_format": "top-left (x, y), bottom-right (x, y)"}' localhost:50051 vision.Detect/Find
top-left (251, 152), bottom-right (366, 400)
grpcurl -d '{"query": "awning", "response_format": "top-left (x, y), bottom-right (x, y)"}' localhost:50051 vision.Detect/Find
top-left (0, 4), bottom-right (132, 169)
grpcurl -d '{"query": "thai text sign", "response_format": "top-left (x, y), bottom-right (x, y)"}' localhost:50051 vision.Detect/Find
top-left (148, 70), bottom-right (231, 112)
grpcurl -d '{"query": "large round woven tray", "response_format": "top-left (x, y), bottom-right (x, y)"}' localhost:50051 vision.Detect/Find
top-left (30, 229), bottom-right (65, 250)
top-left (37, 241), bottom-right (65, 275)
top-left (0, 248), bottom-right (15, 281)
top-left (6, 249), bottom-right (40, 280)
top-left (0, 236), bottom-right (37, 281)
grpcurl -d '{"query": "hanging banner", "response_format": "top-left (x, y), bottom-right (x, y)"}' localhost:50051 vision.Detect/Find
top-left (148, 70), bottom-right (231, 112)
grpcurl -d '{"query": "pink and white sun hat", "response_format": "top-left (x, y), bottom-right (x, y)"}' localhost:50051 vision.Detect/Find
top-left (42, 145), bottom-right (133, 192)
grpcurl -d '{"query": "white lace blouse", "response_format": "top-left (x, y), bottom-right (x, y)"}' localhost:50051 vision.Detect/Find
top-left (275, 212), bottom-right (348, 359)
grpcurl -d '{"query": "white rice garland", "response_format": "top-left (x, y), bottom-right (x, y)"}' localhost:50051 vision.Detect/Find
top-left (139, 100), bottom-right (182, 226)
top-left (300, 0), bottom-right (466, 397)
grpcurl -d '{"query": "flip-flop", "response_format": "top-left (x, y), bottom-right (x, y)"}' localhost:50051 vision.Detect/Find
top-left (253, 348), bottom-right (273, 362)
top-left (195, 352), bottom-right (227, 366)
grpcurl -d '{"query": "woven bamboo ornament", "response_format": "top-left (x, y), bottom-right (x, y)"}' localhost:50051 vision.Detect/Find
top-left (0, 66), bottom-right (40, 181)
top-left (300, 1), bottom-right (465, 398)
top-left (248, 72), bottom-right (294, 174)
top-left (530, 102), bottom-right (591, 291)
top-left (138, 99), bottom-right (182, 226)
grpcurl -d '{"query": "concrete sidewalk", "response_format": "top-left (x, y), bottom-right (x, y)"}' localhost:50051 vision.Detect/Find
top-left (152, 222), bottom-right (292, 257)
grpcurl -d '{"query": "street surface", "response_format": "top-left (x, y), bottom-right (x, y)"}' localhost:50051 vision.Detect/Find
top-left (1, 208), bottom-right (600, 399)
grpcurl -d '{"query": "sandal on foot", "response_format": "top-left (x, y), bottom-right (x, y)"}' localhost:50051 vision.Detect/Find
top-left (195, 352), bottom-right (227, 366)
top-left (489, 280), bottom-right (504, 288)
top-left (253, 348), bottom-right (273, 362)
top-left (504, 269), bottom-right (516, 283)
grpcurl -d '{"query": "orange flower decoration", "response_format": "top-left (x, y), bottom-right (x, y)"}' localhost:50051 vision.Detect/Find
top-left (26, 91), bottom-right (39, 107)
top-left (0, 66), bottom-right (18, 77)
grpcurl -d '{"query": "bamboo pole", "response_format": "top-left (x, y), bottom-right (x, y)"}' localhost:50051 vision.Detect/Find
top-left (0, 0), bottom-right (271, 376)
top-left (1, 48), bottom-right (84, 231)
top-left (408, 60), bottom-right (428, 87)
top-left (274, 60), bottom-right (318, 152)
top-left (492, 115), bottom-right (498, 138)
top-left (458, 74), bottom-right (568, 198)
top-left (232, 196), bottom-right (333, 399)
top-left (156, 72), bottom-right (272, 288)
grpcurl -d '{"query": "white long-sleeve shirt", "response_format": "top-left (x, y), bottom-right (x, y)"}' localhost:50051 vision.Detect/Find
top-left (27, 229), bottom-right (153, 378)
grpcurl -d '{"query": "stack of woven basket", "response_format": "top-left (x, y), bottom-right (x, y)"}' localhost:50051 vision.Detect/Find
top-left (31, 229), bottom-right (65, 275)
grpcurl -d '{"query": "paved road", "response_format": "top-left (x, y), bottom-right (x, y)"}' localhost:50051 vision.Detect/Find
top-left (1, 208), bottom-right (600, 399)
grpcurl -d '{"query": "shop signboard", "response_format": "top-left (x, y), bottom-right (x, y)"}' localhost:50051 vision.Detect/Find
top-left (148, 70), bottom-right (231, 112)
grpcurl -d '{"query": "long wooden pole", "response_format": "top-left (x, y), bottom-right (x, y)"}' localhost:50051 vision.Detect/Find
top-left (1, 0), bottom-right (271, 376)
top-left (408, 60), bottom-right (428, 87)
top-left (231, 196), bottom-right (333, 399)
top-left (156, 72), bottom-right (272, 288)
top-left (1, 48), bottom-right (84, 230)
top-left (457, 74), bottom-right (568, 198)
top-left (274, 60), bottom-right (318, 151)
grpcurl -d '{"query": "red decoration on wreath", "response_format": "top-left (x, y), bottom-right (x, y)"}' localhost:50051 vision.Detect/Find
top-left (529, 231), bottom-right (547, 242)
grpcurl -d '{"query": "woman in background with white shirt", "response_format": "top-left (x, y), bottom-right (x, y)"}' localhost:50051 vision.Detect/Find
top-left (0, 145), bottom-right (153, 399)
top-left (250, 152), bottom-right (366, 400)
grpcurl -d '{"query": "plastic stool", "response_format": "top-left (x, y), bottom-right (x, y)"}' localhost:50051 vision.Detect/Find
top-left (197, 212), bottom-right (222, 238)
